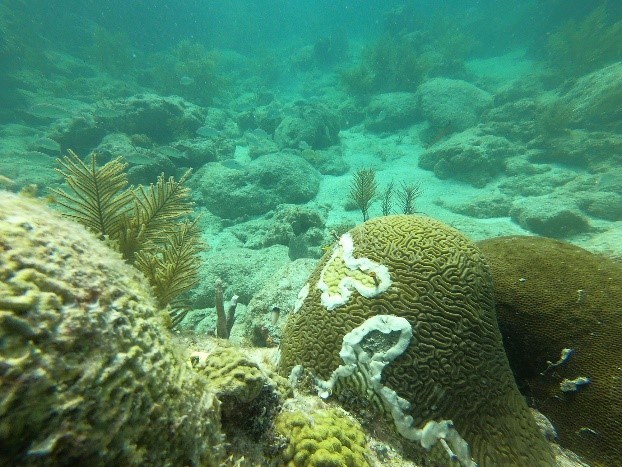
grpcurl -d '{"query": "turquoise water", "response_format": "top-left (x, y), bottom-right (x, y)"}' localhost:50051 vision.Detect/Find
top-left (1, 1), bottom-right (621, 465)
top-left (1, 1), bottom-right (620, 251)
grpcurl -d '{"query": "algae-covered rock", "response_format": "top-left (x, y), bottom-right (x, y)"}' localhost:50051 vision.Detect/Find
top-left (230, 204), bottom-right (326, 254)
top-left (278, 215), bottom-right (555, 466)
top-left (49, 93), bottom-right (206, 153)
top-left (418, 127), bottom-right (519, 187)
top-left (195, 346), bottom-right (275, 405)
top-left (273, 102), bottom-right (340, 150)
top-left (299, 146), bottom-right (349, 176)
top-left (509, 197), bottom-right (591, 238)
top-left (478, 236), bottom-right (622, 467)
top-left (189, 244), bottom-right (290, 309)
top-left (93, 132), bottom-right (176, 185)
top-left (243, 258), bottom-right (317, 348)
top-left (560, 62), bottom-right (622, 131)
top-left (417, 77), bottom-right (493, 133)
top-left (190, 153), bottom-right (320, 220)
top-left (364, 92), bottom-right (419, 133)
top-left (0, 191), bottom-right (223, 465)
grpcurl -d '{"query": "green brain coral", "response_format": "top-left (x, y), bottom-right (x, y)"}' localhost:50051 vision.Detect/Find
top-left (191, 346), bottom-right (292, 439)
top-left (478, 236), bottom-right (622, 467)
top-left (275, 407), bottom-right (369, 467)
top-left (0, 191), bottom-right (223, 465)
top-left (278, 215), bottom-right (555, 466)
top-left (193, 347), bottom-right (267, 405)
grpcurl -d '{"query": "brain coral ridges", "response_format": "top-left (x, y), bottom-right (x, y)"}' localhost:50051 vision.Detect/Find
top-left (0, 191), bottom-right (223, 465)
top-left (278, 214), bottom-right (556, 466)
top-left (478, 235), bottom-right (622, 467)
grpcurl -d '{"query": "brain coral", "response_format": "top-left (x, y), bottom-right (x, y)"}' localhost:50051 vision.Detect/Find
top-left (191, 346), bottom-right (291, 439)
top-left (0, 191), bottom-right (223, 465)
top-left (275, 407), bottom-right (369, 467)
top-left (278, 215), bottom-right (554, 466)
top-left (477, 236), bottom-right (622, 467)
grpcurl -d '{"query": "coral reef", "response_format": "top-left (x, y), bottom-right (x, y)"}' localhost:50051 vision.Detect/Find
top-left (274, 407), bottom-right (369, 467)
top-left (0, 191), bottom-right (223, 465)
top-left (191, 346), bottom-right (290, 439)
top-left (418, 127), bottom-right (519, 187)
top-left (477, 236), bottom-right (622, 467)
top-left (278, 215), bottom-right (555, 466)
top-left (273, 102), bottom-right (340, 150)
top-left (190, 153), bottom-right (321, 220)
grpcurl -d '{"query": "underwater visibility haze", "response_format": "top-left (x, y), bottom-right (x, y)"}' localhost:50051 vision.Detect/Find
top-left (0, 1), bottom-right (621, 465)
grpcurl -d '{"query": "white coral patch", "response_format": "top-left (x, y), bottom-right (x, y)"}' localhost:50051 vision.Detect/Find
top-left (293, 283), bottom-right (310, 314)
top-left (313, 314), bottom-right (476, 467)
top-left (317, 232), bottom-right (391, 310)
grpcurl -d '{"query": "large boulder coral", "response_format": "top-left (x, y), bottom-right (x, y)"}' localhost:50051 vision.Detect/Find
top-left (48, 93), bottom-right (206, 154)
top-left (559, 62), bottom-right (622, 131)
top-left (274, 102), bottom-right (340, 150)
top-left (477, 236), bottom-right (622, 467)
top-left (191, 346), bottom-right (290, 440)
top-left (417, 77), bottom-right (493, 133)
top-left (0, 191), bottom-right (223, 465)
top-left (190, 153), bottom-right (321, 220)
top-left (277, 215), bottom-right (554, 466)
top-left (418, 127), bottom-right (519, 187)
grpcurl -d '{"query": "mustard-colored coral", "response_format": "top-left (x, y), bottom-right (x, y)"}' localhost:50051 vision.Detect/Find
top-left (191, 346), bottom-right (292, 443)
top-left (275, 408), bottom-right (369, 467)
top-left (0, 191), bottom-right (223, 465)
top-left (193, 347), bottom-right (266, 404)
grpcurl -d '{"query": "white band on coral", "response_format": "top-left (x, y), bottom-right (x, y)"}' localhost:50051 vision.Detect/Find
top-left (317, 232), bottom-right (392, 310)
